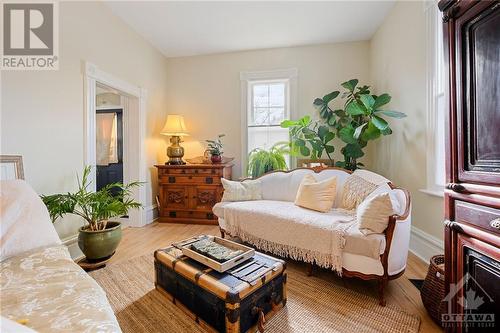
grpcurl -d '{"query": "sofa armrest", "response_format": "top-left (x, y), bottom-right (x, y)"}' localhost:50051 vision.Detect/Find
top-left (383, 185), bottom-right (412, 276)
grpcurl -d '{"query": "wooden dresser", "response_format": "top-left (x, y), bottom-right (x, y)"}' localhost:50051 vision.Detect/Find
top-left (155, 163), bottom-right (232, 225)
top-left (439, 1), bottom-right (499, 331)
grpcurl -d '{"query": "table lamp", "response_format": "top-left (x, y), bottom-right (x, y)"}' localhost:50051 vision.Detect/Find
top-left (161, 114), bottom-right (189, 165)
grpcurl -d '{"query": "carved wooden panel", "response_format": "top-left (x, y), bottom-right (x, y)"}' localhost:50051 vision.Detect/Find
top-left (456, 234), bottom-right (500, 331)
top-left (190, 186), bottom-right (219, 212)
top-left (456, 3), bottom-right (500, 184)
top-left (162, 186), bottom-right (189, 210)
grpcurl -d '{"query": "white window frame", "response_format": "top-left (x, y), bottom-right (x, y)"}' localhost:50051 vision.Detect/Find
top-left (422, 1), bottom-right (445, 198)
top-left (240, 68), bottom-right (298, 176)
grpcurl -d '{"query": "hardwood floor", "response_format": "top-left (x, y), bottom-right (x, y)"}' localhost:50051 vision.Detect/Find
top-left (110, 222), bottom-right (443, 333)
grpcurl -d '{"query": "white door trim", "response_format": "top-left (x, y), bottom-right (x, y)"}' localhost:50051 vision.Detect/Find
top-left (83, 61), bottom-right (148, 227)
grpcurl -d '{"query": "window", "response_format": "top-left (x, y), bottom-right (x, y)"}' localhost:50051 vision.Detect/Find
top-left (247, 81), bottom-right (290, 154)
top-left (240, 69), bottom-right (297, 174)
top-left (424, 2), bottom-right (446, 196)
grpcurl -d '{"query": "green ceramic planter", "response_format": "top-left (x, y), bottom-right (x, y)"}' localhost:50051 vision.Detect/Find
top-left (78, 221), bottom-right (122, 261)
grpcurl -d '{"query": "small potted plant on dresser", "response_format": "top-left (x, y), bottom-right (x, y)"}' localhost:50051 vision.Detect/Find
top-left (206, 134), bottom-right (225, 163)
top-left (41, 166), bottom-right (142, 261)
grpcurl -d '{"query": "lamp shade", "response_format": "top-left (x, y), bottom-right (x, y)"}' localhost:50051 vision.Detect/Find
top-left (161, 114), bottom-right (189, 136)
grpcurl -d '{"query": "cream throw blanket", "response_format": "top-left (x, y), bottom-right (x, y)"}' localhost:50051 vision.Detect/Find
top-left (220, 200), bottom-right (356, 274)
top-left (1, 180), bottom-right (61, 261)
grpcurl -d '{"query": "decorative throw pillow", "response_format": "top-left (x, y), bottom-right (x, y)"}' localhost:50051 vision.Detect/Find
top-left (221, 178), bottom-right (262, 202)
top-left (294, 174), bottom-right (337, 213)
top-left (340, 174), bottom-right (378, 210)
top-left (357, 193), bottom-right (395, 235)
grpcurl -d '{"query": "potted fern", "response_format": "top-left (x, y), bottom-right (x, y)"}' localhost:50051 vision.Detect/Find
top-left (206, 134), bottom-right (225, 163)
top-left (247, 143), bottom-right (289, 178)
top-left (41, 166), bottom-right (142, 261)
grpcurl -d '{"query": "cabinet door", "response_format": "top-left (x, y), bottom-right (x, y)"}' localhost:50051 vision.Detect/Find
top-left (455, 3), bottom-right (500, 185)
top-left (160, 186), bottom-right (189, 210)
top-left (189, 186), bottom-right (219, 212)
top-left (456, 234), bottom-right (499, 332)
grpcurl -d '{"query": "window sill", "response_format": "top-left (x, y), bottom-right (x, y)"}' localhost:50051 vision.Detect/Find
top-left (419, 188), bottom-right (445, 198)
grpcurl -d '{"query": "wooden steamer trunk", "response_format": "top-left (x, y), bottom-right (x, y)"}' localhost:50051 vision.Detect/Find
top-left (154, 246), bottom-right (287, 333)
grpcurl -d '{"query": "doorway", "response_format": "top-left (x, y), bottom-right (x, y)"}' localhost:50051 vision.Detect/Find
top-left (95, 85), bottom-right (124, 195)
top-left (84, 62), bottom-right (147, 227)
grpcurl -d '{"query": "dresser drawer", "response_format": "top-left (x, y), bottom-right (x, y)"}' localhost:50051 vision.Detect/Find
top-left (455, 200), bottom-right (500, 235)
top-left (158, 168), bottom-right (221, 176)
top-left (162, 209), bottom-right (216, 220)
top-left (159, 175), bottom-right (221, 185)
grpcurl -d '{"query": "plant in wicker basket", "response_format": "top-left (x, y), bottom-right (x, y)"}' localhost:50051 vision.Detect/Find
top-left (420, 255), bottom-right (446, 326)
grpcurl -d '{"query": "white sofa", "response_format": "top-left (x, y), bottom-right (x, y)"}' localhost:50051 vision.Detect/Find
top-left (0, 180), bottom-right (121, 333)
top-left (213, 168), bottom-right (411, 305)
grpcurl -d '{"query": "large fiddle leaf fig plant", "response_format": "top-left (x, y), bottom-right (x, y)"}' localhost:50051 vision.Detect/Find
top-left (280, 116), bottom-right (335, 165)
top-left (281, 79), bottom-right (406, 171)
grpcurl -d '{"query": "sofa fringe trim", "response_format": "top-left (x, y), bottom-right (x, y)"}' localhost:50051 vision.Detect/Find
top-left (225, 225), bottom-right (344, 276)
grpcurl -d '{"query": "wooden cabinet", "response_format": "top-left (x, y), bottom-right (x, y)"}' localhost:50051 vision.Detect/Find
top-left (155, 164), bottom-right (233, 224)
top-left (439, 1), bottom-right (500, 331)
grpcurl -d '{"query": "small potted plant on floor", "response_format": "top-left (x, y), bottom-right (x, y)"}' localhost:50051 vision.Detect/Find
top-left (41, 166), bottom-right (142, 261)
top-left (206, 134), bottom-right (225, 163)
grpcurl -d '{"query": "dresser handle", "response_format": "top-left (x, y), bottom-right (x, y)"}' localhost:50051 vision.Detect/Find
top-left (446, 183), bottom-right (466, 193)
top-left (490, 218), bottom-right (500, 230)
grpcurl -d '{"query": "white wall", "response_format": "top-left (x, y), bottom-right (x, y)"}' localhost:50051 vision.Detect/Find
top-left (369, 1), bottom-right (444, 242)
top-left (0, 1), bottom-right (168, 239)
top-left (163, 42), bottom-right (371, 178)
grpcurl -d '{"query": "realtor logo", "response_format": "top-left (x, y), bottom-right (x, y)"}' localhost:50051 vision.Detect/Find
top-left (1, 2), bottom-right (58, 70)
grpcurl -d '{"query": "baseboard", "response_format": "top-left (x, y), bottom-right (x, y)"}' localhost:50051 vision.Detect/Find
top-left (409, 226), bottom-right (444, 264)
top-left (61, 234), bottom-right (83, 260)
top-left (145, 204), bottom-right (158, 224)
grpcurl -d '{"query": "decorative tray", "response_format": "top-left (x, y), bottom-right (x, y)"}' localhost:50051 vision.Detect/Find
top-left (173, 235), bottom-right (255, 272)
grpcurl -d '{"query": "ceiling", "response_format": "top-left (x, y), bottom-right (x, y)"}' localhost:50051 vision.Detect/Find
top-left (105, 1), bottom-right (395, 58)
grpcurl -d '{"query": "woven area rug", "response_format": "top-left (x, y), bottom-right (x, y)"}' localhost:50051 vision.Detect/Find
top-left (90, 255), bottom-right (420, 333)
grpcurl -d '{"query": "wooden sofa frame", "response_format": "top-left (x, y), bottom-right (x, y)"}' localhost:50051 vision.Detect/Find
top-left (218, 167), bottom-right (411, 306)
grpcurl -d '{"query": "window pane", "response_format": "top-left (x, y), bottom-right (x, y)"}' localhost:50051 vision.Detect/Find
top-left (248, 127), bottom-right (289, 152)
top-left (435, 94), bottom-right (446, 187)
top-left (251, 108), bottom-right (269, 126)
top-left (253, 85), bottom-right (269, 107)
top-left (247, 80), bottom-right (290, 167)
top-left (436, 8), bottom-right (445, 94)
top-left (269, 83), bottom-right (285, 107)
top-left (269, 107), bottom-right (285, 125)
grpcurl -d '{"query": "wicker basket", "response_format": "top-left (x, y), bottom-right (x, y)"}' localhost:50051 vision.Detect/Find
top-left (420, 255), bottom-right (446, 326)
